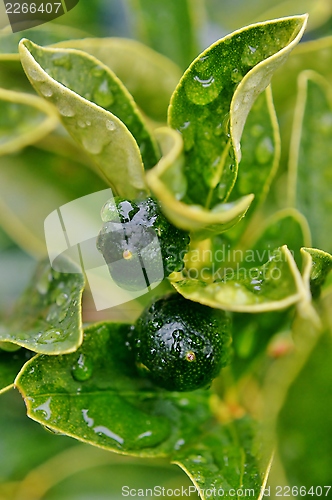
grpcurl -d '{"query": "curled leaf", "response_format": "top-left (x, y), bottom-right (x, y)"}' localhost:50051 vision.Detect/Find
top-left (168, 15), bottom-right (308, 207)
top-left (19, 39), bottom-right (151, 198)
top-left (0, 257), bottom-right (85, 355)
top-left (146, 127), bottom-right (254, 237)
top-left (53, 37), bottom-right (182, 122)
top-left (170, 246), bottom-right (306, 313)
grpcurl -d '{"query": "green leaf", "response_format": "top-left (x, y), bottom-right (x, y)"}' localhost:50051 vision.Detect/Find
top-left (225, 87), bottom-right (280, 241)
top-left (0, 145), bottom-right (107, 256)
top-left (244, 208), bottom-right (311, 268)
top-left (19, 39), bottom-right (151, 198)
top-left (0, 348), bottom-right (34, 395)
top-left (127, 0), bottom-right (198, 69)
top-left (301, 247), bottom-right (332, 298)
top-left (0, 88), bottom-right (58, 156)
top-left (0, 257), bottom-right (85, 354)
top-left (288, 71), bottom-right (332, 253)
top-left (15, 322), bottom-right (211, 456)
top-left (173, 417), bottom-right (267, 499)
top-left (147, 127), bottom-right (254, 236)
top-left (53, 37), bottom-right (182, 123)
top-left (277, 331), bottom-right (332, 486)
top-left (170, 246), bottom-right (306, 312)
top-left (168, 15), bottom-right (307, 208)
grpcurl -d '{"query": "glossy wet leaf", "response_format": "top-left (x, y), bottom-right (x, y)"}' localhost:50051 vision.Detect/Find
top-left (15, 322), bottom-right (211, 456)
top-left (277, 331), bottom-right (332, 486)
top-left (128, 0), bottom-right (198, 69)
top-left (301, 247), bottom-right (332, 298)
top-left (225, 87), bottom-right (280, 241)
top-left (0, 348), bottom-right (34, 395)
top-left (0, 145), bottom-right (107, 256)
top-left (173, 417), bottom-right (266, 499)
top-left (147, 127), bottom-right (254, 237)
top-left (171, 246), bottom-right (305, 312)
top-left (288, 71), bottom-right (332, 253)
top-left (0, 88), bottom-right (58, 155)
top-left (168, 15), bottom-right (307, 208)
top-left (54, 37), bottom-right (182, 122)
top-left (244, 209), bottom-right (311, 268)
top-left (0, 258), bottom-right (84, 354)
top-left (19, 39), bottom-right (150, 198)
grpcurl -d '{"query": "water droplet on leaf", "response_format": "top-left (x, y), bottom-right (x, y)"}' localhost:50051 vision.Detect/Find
top-left (94, 80), bottom-right (114, 108)
top-left (37, 328), bottom-right (66, 344)
top-left (106, 119), bottom-right (116, 131)
top-left (52, 53), bottom-right (72, 70)
top-left (72, 353), bottom-right (93, 381)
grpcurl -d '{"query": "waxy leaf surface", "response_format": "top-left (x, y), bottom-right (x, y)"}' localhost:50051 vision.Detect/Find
top-left (19, 39), bottom-right (151, 198)
top-left (54, 38), bottom-right (182, 122)
top-left (147, 127), bottom-right (254, 237)
top-left (0, 258), bottom-right (84, 354)
top-left (171, 246), bottom-right (305, 312)
top-left (173, 417), bottom-right (266, 500)
top-left (16, 322), bottom-right (211, 456)
top-left (0, 88), bottom-right (58, 156)
top-left (169, 15), bottom-right (307, 208)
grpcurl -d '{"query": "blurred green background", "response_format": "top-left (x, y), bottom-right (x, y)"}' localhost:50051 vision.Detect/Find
top-left (1, 0), bottom-right (332, 498)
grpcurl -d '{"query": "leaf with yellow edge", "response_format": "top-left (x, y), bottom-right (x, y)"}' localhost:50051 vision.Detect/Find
top-left (0, 88), bottom-right (58, 156)
top-left (168, 15), bottom-right (308, 208)
top-left (146, 127), bottom-right (254, 238)
top-left (18, 39), bottom-right (151, 199)
top-left (53, 37), bottom-right (182, 123)
top-left (170, 246), bottom-right (307, 313)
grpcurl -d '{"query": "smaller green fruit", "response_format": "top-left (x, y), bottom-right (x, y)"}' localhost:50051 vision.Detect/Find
top-left (133, 294), bottom-right (232, 391)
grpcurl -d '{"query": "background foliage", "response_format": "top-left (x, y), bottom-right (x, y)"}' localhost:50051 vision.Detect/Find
top-left (1, 0), bottom-right (332, 498)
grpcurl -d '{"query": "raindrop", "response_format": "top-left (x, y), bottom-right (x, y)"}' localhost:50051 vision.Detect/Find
top-left (71, 353), bottom-right (93, 381)
top-left (51, 53), bottom-right (72, 70)
top-left (36, 271), bottom-right (50, 295)
top-left (106, 119), bottom-right (116, 131)
top-left (57, 102), bottom-right (75, 117)
top-left (93, 425), bottom-right (124, 445)
top-left (255, 136), bottom-right (274, 164)
top-left (82, 136), bottom-right (104, 155)
top-left (217, 182), bottom-right (227, 199)
top-left (57, 309), bottom-right (68, 323)
top-left (27, 67), bottom-right (45, 82)
top-left (34, 397), bottom-right (52, 420)
top-left (94, 80), bottom-right (114, 108)
top-left (86, 120), bottom-right (91, 126)
top-left (39, 84), bottom-right (53, 97)
top-left (37, 328), bottom-right (66, 344)
top-left (56, 292), bottom-right (69, 307)
top-left (77, 119), bottom-right (86, 128)
top-left (231, 68), bottom-right (243, 83)
top-left (184, 71), bottom-right (222, 105)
